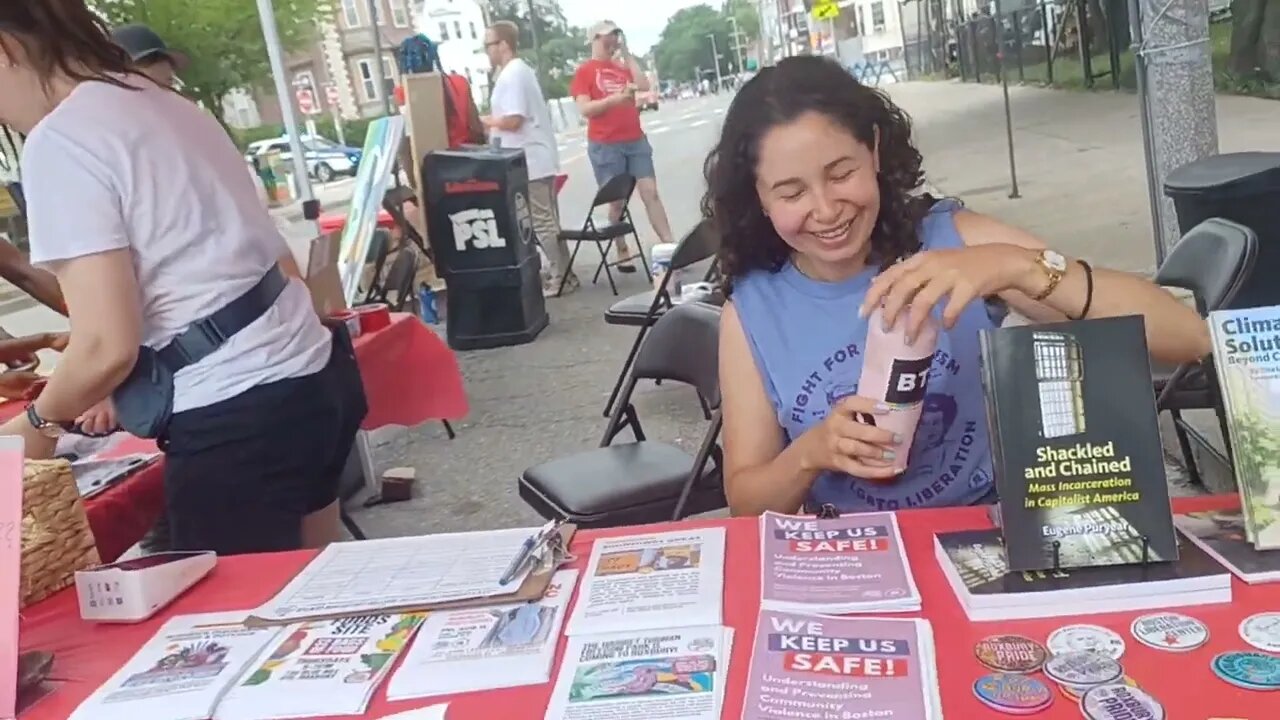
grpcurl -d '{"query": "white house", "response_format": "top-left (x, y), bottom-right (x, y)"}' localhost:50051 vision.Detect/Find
top-left (416, 0), bottom-right (492, 99)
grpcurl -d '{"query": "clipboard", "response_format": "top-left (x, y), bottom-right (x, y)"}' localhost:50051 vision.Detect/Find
top-left (243, 523), bottom-right (577, 627)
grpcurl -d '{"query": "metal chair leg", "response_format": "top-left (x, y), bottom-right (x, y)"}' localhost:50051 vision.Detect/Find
top-left (557, 241), bottom-right (583, 297)
top-left (442, 420), bottom-right (456, 439)
top-left (1169, 409), bottom-right (1203, 489)
top-left (604, 326), bottom-right (651, 417)
top-left (598, 244), bottom-right (619, 296)
top-left (634, 232), bottom-right (653, 282)
top-left (341, 508), bottom-right (368, 540)
top-left (696, 391), bottom-right (712, 421)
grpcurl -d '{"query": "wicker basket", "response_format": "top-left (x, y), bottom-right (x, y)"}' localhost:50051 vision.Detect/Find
top-left (20, 458), bottom-right (99, 607)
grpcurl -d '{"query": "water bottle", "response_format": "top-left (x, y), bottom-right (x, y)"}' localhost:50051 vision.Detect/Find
top-left (417, 283), bottom-right (439, 324)
top-left (650, 243), bottom-right (679, 298)
top-left (854, 305), bottom-right (939, 459)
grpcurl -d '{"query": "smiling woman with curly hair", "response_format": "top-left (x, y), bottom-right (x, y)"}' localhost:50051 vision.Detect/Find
top-left (704, 56), bottom-right (1210, 516)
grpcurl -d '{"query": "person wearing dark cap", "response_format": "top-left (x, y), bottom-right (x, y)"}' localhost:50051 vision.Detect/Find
top-left (110, 23), bottom-right (187, 87)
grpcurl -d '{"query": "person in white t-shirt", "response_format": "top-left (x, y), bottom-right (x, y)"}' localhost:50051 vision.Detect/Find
top-left (0, 2), bottom-right (366, 555)
top-left (481, 21), bottom-right (576, 297)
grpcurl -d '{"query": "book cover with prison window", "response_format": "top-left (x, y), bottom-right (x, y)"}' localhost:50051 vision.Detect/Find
top-left (979, 315), bottom-right (1177, 572)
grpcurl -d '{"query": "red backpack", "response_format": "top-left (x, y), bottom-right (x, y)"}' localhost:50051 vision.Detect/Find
top-left (394, 72), bottom-right (483, 149)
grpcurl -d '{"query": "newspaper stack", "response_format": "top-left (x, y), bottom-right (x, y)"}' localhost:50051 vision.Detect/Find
top-left (213, 612), bottom-right (425, 719)
top-left (384, 570), bottom-right (578, 700)
top-left (66, 611), bottom-right (425, 720)
top-left (67, 612), bottom-right (283, 720)
top-left (544, 625), bottom-right (734, 720)
top-left (742, 611), bottom-right (944, 720)
top-left (565, 527), bottom-right (726, 635)
top-left (760, 511), bottom-right (922, 614)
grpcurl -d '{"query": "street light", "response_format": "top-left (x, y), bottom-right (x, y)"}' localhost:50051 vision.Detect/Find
top-left (727, 16), bottom-right (746, 74)
top-left (706, 33), bottom-right (724, 89)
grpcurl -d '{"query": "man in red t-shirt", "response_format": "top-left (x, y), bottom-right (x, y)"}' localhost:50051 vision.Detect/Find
top-left (570, 20), bottom-right (674, 271)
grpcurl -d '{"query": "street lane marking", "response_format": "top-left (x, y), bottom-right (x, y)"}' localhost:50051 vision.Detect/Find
top-left (690, 120), bottom-right (709, 127)
top-left (713, 108), bottom-right (726, 114)
top-left (649, 126), bottom-right (671, 135)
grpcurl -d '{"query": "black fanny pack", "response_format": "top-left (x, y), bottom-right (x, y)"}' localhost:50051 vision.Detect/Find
top-left (113, 264), bottom-right (288, 438)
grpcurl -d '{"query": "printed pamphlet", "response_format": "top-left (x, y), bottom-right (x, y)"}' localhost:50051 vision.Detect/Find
top-left (565, 528), bottom-right (725, 635)
top-left (1208, 306), bottom-right (1280, 548)
top-left (214, 613), bottom-right (425, 719)
top-left (760, 511), bottom-right (920, 613)
top-left (386, 570), bottom-right (579, 700)
top-left (67, 612), bottom-right (282, 720)
top-left (545, 625), bottom-right (733, 720)
top-left (742, 611), bottom-right (942, 720)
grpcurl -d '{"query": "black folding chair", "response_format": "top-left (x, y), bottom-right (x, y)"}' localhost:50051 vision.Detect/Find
top-left (360, 229), bottom-right (393, 304)
top-left (558, 173), bottom-right (652, 297)
top-left (602, 219), bottom-right (722, 418)
top-left (1154, 218), bottom-right (1258, 488)
top-left (519, 303), bottom-right (726, 527)
top-left (367, 247), bottom-right (420, 313)
top-left (382, 186), bottom-right (434, 263)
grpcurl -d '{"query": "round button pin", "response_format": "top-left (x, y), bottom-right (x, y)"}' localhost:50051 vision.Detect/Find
top-left (1059, 674), bottom-right (1139, 701)
top-left (1130, 612), bottom-right (1209, 652)
top-left (1081, 683), bottom-right (1165, 720)
top-left (975, 635), bottom-right (1048, 673)
top-left (1211, 652), bottom-right (1280, 691)
top-left (1043, 651), bottom-right (1122, 688)
top-left (973, 673), bottom-right (1053, 714)
top-left (1239, 612), bottom-right (1280, 654)
top-left (1047, 624), bottom-right (1126, 660)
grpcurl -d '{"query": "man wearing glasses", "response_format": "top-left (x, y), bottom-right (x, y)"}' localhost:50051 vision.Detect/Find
top-left (481, 21), bottom-right (575, 297)
top-left (570, 20), bottom-right (674, 272)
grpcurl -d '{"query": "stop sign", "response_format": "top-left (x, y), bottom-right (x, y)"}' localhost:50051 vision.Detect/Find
top-left (324, 84), bottom-right (340, 108)
top-left (296, 88), bottom-right (318, 115)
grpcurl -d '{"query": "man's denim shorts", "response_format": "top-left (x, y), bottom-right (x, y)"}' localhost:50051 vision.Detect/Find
top-left (587, 137), bottom-right (656, 185)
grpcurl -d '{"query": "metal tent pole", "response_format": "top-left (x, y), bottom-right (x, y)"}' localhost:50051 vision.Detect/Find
top-left (255, 0), bottom-right (319, 229)
top-left (1126, 0), bottom-right (1166, 265)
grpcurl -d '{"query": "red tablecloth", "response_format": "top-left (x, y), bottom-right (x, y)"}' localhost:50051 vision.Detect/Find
top-left (318, 209), bottom-right (395, 235)
top-left (353, 313), bottom-right (468, 427)
top-left (8, 313), bottom-right (465, 563)
top-left (19, 494), bottom-right (1273, 719)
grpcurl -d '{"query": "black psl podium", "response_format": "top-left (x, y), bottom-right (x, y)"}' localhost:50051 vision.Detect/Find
top-left (423, 147), bottom-right (549, 350)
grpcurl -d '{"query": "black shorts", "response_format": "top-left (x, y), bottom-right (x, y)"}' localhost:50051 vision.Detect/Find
top-left (162, 330), bottom-right (367, 555)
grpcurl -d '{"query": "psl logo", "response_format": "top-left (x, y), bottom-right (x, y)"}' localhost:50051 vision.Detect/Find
top-left (512, 191), bottom-right (534, 245)
top-left (450, 208), bottom-right (507, 251)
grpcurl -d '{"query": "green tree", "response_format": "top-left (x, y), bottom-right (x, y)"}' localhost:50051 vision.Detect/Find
top-left (654, 4), bottom-right (735, 84)
top-left (1229, 0), bottom-right (1280, 80)
top-left (485, 0), bottom-right (589, 98)
top-left (723, 0), bottom-right (760, 45)
top-left (96, 0), bottom-right (331, 129)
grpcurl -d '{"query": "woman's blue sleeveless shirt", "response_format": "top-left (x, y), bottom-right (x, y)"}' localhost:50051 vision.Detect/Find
top-left (731, 200), bottom-right (997, 512)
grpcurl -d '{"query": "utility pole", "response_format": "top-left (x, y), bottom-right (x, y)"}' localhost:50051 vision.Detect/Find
top-left (1131, 0), bottom-right (1217, 263)
top-left (707, 33), bottom-right (724, 89)
top-left (728, 15), bottom-right (747, 73)
top-left (365, 0), bottom-right (393, 116)
top-left (526, 0), bottom-right (544, 88)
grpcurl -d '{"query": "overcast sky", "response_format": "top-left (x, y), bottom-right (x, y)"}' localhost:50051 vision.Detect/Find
top-left (557, 0), bottom-right (709, 55)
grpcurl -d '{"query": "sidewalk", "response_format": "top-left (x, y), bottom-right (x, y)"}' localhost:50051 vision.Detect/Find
top-left (888, 80), bottom-right (1280, 490)
top-left (887, 81), bottom-right (1280, 274)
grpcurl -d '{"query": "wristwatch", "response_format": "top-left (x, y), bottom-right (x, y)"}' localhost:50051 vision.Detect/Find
top-left (1031, 249), bottom-right (1068, 302)
top-left (25, 404), bottom-right (68, 439)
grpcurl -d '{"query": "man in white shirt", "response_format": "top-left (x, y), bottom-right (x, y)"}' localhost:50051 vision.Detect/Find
top-left (481, 21), bottom-right (577, 297)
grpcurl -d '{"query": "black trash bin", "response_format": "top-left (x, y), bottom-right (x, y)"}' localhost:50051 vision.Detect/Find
top-left (423, 147), bottom-right (549, 350)
top-left (1164, 152), bottom-right (1280, 309)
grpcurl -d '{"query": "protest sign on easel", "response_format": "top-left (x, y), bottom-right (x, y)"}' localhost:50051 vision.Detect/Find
top-left (1, 436), bottom-right (24, 720)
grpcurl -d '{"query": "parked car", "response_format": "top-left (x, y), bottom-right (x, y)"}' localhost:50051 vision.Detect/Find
top-left (246, 135), bottom-right (362, 183)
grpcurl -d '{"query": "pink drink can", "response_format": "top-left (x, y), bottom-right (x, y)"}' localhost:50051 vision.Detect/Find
top-left (855, 305), bottom-right (939, 459)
